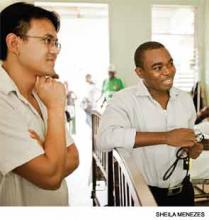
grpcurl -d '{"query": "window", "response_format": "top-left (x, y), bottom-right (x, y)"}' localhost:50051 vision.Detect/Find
top-left (35, 2), bottom-right (109, 97)
top-left (152, 5), bottom-right (198, 92)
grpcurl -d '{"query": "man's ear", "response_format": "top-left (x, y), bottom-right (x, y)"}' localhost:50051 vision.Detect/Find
top-left (135, 67), bottom-right (144, 79)
top-left (5, 33), bottom-right (21, 56)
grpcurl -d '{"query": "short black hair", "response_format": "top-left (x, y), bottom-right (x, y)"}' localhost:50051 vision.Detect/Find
top-left (134, 41), bottom-right (165, 68)
top-left (0, 2), bottom-right (60, 60)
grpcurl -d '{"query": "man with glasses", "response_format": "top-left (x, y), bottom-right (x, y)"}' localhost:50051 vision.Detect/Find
top-left (97, 41), bottom-right (203, 206)
top-left (0, 2), bottom-right (79, 205)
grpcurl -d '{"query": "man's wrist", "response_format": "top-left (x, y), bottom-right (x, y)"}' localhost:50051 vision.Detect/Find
top-left (163, 131), bottom-right (169, 145)
top-left (47, 105), bottom-right (65, 112)
top-left (47, 107), bottom-right (65, 118)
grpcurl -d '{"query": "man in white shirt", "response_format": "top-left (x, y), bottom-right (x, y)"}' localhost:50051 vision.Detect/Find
top-left (0, 2), bottom-right (79, 205)
top-left (97, 41), bottom-right (203, 206)
top-left (81, 74), bottom-right (101, 125)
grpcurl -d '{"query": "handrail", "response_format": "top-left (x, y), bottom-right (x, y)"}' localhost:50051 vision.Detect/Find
top-left (113, 148), bottom-right (157, 206)
top-left (92, 110), bottom-right (109, 178)
top-left (91, 110), bottom-right (113, 206)
top-left (91, 110), bottom-right (157, 206)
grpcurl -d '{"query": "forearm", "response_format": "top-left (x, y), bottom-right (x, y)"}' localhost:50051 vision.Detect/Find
top-left (43, 107), bottom-right (66, 179)
top-left (15, 114), bottom-right (71, 190)
top-left (134, 128), bottom-right (196, 148)
top-left (134, 132), bottom-right (167, 148)
top-left (13, 78), bottom-right (69, 189)
top-left (63, 144), bottom-right (79, 177)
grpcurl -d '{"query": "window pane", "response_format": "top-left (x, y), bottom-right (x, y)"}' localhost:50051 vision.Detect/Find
top-left (152, 5), bottom-right (197, 92)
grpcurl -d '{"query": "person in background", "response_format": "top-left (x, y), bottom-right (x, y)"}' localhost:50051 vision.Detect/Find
top-left (64, 81), bottom-right (77, 134)
top-left (97, 41), bottom-right (203, 206)
top-left (101, 65), bottom-right (125, 107)
top-left (0, 2), bottom-right (79, 206)
top-left (81, 74), bottom-right (101, 126)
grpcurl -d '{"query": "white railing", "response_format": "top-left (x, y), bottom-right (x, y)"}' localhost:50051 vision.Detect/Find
top-left (112, 148), bottom-right (157, 206)
top-left (91, 111), bottom-right (157, 206)
top-left (91, 111), bottom-right (113, 206)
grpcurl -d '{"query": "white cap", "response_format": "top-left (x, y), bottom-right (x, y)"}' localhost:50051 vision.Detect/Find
top-left (108, 64), bottom-right (116, 72)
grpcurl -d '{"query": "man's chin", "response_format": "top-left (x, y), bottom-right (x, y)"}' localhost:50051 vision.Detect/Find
top-left (160, 84), bottom-right (173, 92)
top-left (163, 81), bottom-right (173, 89)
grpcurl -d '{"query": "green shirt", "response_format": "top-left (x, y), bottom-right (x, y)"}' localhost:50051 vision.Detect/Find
top-left (102, 77), bottom-right (125, 100)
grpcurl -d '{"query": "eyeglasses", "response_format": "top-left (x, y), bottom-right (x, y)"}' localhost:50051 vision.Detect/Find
top-left (19, 35), bottom-right (61, 50)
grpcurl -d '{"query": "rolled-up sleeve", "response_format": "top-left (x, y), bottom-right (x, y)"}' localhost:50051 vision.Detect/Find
top-left (97, 95), bottom-right (136, 151)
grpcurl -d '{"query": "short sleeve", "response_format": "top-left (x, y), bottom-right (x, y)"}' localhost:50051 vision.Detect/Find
top-left (0, 98), bottom-right (44, 175)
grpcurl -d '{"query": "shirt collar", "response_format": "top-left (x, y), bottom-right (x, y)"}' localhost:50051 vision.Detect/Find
top-left (135, 78), bottom-right (179, 100)
top-left (0, 65), bottom-right (19, 95)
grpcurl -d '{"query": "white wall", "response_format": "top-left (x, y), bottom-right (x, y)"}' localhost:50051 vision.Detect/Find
top-left (0, 0), bottom-right (207, 89)
top-left (204, 0), bottom-right (209, 103)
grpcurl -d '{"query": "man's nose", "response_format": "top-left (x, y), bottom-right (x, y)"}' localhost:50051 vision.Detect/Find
top-left (163, 63), bottom-right (176, 76)
top-left (162, 66), bottom-right (170, 76)
top-left (49, 45), bottom-right (60, 54)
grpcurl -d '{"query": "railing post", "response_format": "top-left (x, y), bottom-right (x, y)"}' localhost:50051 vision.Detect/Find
top-left (91, 112), bottom-right (97, 206)
top-left (107, 151), bottom-right (114, 206)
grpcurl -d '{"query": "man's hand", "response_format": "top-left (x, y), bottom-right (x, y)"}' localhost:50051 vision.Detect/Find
top-left (29, 129), bottom-right (44, 148)
top-left (166, 128), bottom-right (196, 147)
top-left (35, 76), bottom-right (66, 110)
top-left (188, 143), bottom-right (203, 159)
top-left (29, 129), bottom-right (79, 176)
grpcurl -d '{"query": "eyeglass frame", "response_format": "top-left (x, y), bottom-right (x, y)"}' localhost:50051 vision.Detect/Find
top-left (18, 34), bottom-right (61, 50)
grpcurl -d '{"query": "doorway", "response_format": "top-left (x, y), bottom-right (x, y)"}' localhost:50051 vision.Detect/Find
top-left (35, 1), bottom-right (109, 206)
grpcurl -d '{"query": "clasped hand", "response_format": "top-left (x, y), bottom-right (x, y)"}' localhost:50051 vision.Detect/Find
top-left (166, 128), bottom-right (203, 159)
top-left (35, 76), bottom-right (66, 109)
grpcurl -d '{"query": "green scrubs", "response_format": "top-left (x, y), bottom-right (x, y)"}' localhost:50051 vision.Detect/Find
top-left (102, 77), bottom-right (125, 100)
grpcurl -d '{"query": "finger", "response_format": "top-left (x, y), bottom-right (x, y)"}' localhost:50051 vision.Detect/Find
top-left (29, 133), bottom-right (36, 138)
top-left (183, 141), bottom-right (196, 148)
top-left (39, 76), bottom-right (48, 84)
top-left (28, 129), bottom-right (36, 135)
top-left (28, 129), bottom-right (37, 135)
top-left (194, 143), bottom-right (203, 150)
top-left (28, 129), bottom-right (39, 140)
top-left (45, 76), bottom-right (52, 83)
top-left (198, 144), bottom-right (204, 151)
top-left (35, 76), bottom-right (40, 90)
top-left (36, 76), bottom-right (40, 84)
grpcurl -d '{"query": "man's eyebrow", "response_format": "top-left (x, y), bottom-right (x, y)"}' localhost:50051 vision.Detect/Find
top-left (44, 34), bottom-right (57, 39)
top-left (151, 62), bottom-right (163, 68)
top-left (151, 58), bottom-right (173, 68)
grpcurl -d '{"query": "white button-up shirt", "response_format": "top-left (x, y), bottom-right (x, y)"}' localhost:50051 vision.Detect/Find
top-left (0, 65), bottom-right (73, 206)
top-left (97, 79), bottom-right (196, 188)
